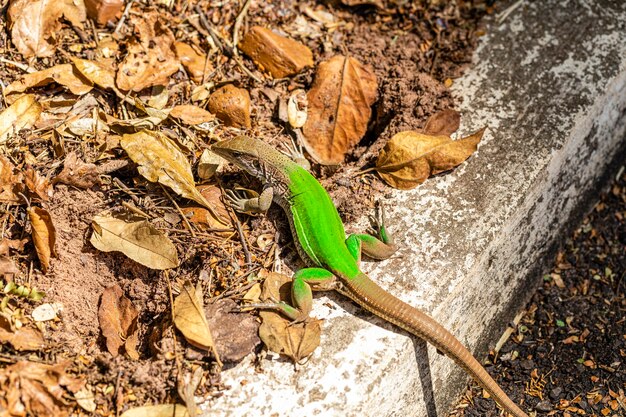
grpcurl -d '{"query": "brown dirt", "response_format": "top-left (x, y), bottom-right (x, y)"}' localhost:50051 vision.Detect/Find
top-left (0, 0), bottom-right (492, 415)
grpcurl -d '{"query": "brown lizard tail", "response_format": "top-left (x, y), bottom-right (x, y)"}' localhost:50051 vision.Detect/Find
top-left (339, 273), bottom-right (528, 417)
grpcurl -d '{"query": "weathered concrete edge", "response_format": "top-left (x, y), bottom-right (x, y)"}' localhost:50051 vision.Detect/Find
top-left (438, 67), bottom-right (626, 412)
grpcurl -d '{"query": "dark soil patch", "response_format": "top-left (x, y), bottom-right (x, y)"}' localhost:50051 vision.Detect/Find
top-left (451, 168), bottom-right (626, 416)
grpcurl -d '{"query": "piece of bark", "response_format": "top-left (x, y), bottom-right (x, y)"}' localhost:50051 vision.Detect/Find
top-left (239, 26), bottom-right (314, 78)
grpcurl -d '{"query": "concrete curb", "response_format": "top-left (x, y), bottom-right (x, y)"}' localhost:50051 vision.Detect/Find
top-left (204, 1), bottom-right (626, 415)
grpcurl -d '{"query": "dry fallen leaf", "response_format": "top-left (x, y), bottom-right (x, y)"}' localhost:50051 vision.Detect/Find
top-left (3, 64), bottom-right (93, 100)
top-left (120, 404), bottom-right (189, 417)
top-left (302, 55), bottom-right (378, 165)
top-left (0, 314), bottom-right (45, 351)
top-left (53, 152), bottom-right (100, 189)
top-left (239, 26), bottom-right (314, 78)
top-left (0, 360), bottom-right (84, 417)
top-left (71, 57), bottom-right (116, 90)
top-left (174, 42), bottom-right (210, 84)
top-left (0, 155), bottom-right (25, 204)
top-left (32, 302), bottom-right (64, 322)
top-left (169, 105), bottom-right (215, 125)
top-left (422, 109), bottom-right (461, 137)
top-left (0, 94), bottom-right (42, 144)
top-left (207, 84), bottom-right (251, 129)
top-left (7, 0), bottom-right (86, 58)
top-left (24, 166), bottom-right (52, 201)
top-left (116, 14), bottom-right (180, 91)
top-left (0, 256), bottom-right (20, 276)
top-left (74, 385), bottom-right (97, 413)
top-left (375, 128), bottom-right (485, 190)
top-left (197, 149), bottom-right (223, 180)
top-left (177, 367), bottom-right (203, 417)
top-left (90, 210), bottom-right (179, 270)
top-left (28, 206), bottom-right (57, 272)
top-left (173, 280), bottom-right (222, 366)
top-left (0, 237), bottom-right (28, 255)
top-left (180, 184), bottom-right (229, 231)
top-left (98, 285), bottom-right (140, 359)
top-left (121, 130), bottom-right (219, 216)
top-left (257, 272), bottom-right (322, 362)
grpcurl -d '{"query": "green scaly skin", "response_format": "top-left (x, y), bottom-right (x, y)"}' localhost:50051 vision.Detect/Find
top-left (211, 136), bottom-right (528, 417)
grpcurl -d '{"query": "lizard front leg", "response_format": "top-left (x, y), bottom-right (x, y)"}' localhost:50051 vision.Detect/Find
top-left (225, 187), bottom-right (274, 214)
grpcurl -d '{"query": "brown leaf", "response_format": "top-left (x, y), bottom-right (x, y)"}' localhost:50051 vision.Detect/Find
top-left (24, 166), bottom-right (52, 201)
top-left (28, 206), bottom-right (57, 272)
top-left (0, 94), bottom-right (42, 144)
top-left (422, 109), bottom-right (461, 136)
top-left (174, 42), bottom-right (209, 84)
top-left (169, 105), bottom-right (215, 125)
top-left (0, 360), bottom-right (84, 417)
top-left (0, 238), bottom-right (29, 255)
top-left (90, 210), bottom-right (179, 270)
top-left (257, 272), bottom-right (322, 361)
top-left (302, 55), bottom-right (377, 165)
top-left (207, 84), bottom-right (251, 129)
top-left (375, 128), bottom-right (485, 190)
top-left (98, 285), bottom-right (140, 359)
top-left (53, 152), bottom-right (100, 189)
top-left (239, 26), bottom-right (314, 78)
top-left (172, 280), bottom-right (222, 366)
top-left (3, 64), bottom-right (93, 100)
top-left (7, 0), bottom-right (86, 58)
top-left (85, 0), bottom-right (124, 25)
top-left (121, 130), bottom-right (220, 217)
top-left (72, 57), bottom-right (116, 90)
top-left (0, 314), bottom-right (45, 351)
top-left (116, 14), bottom-right (180, 91)
top-left (0, 256), bottom-right (20, 276)
top-left (0, 155), bottom-right (25, 203)
top-left (180, 185), bottom-right (229, 230)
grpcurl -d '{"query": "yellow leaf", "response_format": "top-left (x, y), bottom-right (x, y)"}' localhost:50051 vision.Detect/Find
top-left (121, 130), bottom-right (220, 216)
top-left (0, 95), bottom-right (42, 144)
top-left (3, 64), bottom-right (93, 99)
top-left (71, 58), bottom-right (116, 90)
top-left (172, 280), bottom-right (222, 366)
top-left (28, 206), bottom-right (57, 272)
top-left (90, 210), bottom-right (179, 270)
top-left (120, 404), bottom-right (189, 417)
top-left (375, 128), bottom-right (485, 190)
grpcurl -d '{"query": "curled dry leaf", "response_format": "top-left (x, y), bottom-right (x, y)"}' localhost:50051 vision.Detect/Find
top-left (28, 207), bottom-right (57, 272)
top-left (181, 184), bottom-right (230, 231)
top-left (120, 404), bottom-right (189, 417)
top-left (0, 155), bottom-right (25, 204)
top-left (197, 149), bottom-right (223, 180)
top-left (24, 166), bottom-right (52, 201)
top-left (172, 280), bottom-right (222, 366)
top-left (287, 89), bottom-right (308, 129)
top-left (121, 130), bottom-right (221, 219)
top-left (0, 256), bottom-right (20, 276)
top-left (3, 64), bottom-right (93, 101)
top-left (71, 57), bottom-right (116, 90)
top-left (207, 84), bottom-right (251, 129)
top-left (7, 0), bottom-right (86, 58)
top-left (0, 94), bottom-right (42, 144)
top-left (74, 385), bottom-right (97, 413)
top-left (238, 26), bottom-right (314, 78)
top-left (177, 367), bottom-right (202, 417)
top-left (98, 285), bottom-right (140, 359)
top-left (0, 313), bottom-right (45, 351)
top-left (169, 105), bottom-right (215, 125)
top-left (174, 42), bottom-right (210, 84)
top-left (257, 271), bottom-right (322, 361)
top-left (375, 128), bottom-right (485, 190)
top-left (116, 14), bottom-right (180, 91)
top-left (53, 152), bottom-right (100, 189)
top-left (90, 210), bottom-right (179, 270)
top-left (0, 360), bottom-right (84, 417)
top-left (302, 56), bottom-right (378, 165)
top-left (0, 237), bottom-right (29, 255)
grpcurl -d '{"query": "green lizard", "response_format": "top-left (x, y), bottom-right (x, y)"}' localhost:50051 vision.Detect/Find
top-left (211, 136), bottom-right (528, 417)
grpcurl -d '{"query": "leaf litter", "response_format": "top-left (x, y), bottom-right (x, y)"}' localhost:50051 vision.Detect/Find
top-left (0, 0), bottom-right (493, 415)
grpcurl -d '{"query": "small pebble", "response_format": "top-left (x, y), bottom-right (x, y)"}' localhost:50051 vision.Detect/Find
top-left (549, 386), bottom-right (563, 400)
top-left (535, 400), bottom-right (553, 412)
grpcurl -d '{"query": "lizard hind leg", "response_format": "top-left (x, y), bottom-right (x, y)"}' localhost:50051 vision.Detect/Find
top-left (246, 268), bottom-right (337, 322)
top-left (345, 202), bottom-right (397, 263)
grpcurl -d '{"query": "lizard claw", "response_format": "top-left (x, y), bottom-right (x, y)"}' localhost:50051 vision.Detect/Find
top-left (225, 189), bottom-right (249, 213)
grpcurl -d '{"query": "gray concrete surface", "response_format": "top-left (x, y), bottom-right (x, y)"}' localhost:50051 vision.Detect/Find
top-left (203, 1), bottom-right (626, 416)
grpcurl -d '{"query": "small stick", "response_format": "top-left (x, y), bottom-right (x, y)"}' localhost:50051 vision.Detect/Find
top-left (160, 185), bottom-right (197, 238)
top-left (232, 0), bottom-right (252, 55)
top-left (114, 0), bottom-right (135, 35)
top-left (229, 210), bottom-right (252, 265)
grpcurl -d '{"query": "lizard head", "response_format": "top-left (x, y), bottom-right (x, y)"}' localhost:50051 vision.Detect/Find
top-left (211, 136), bottom-right (274, 180)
